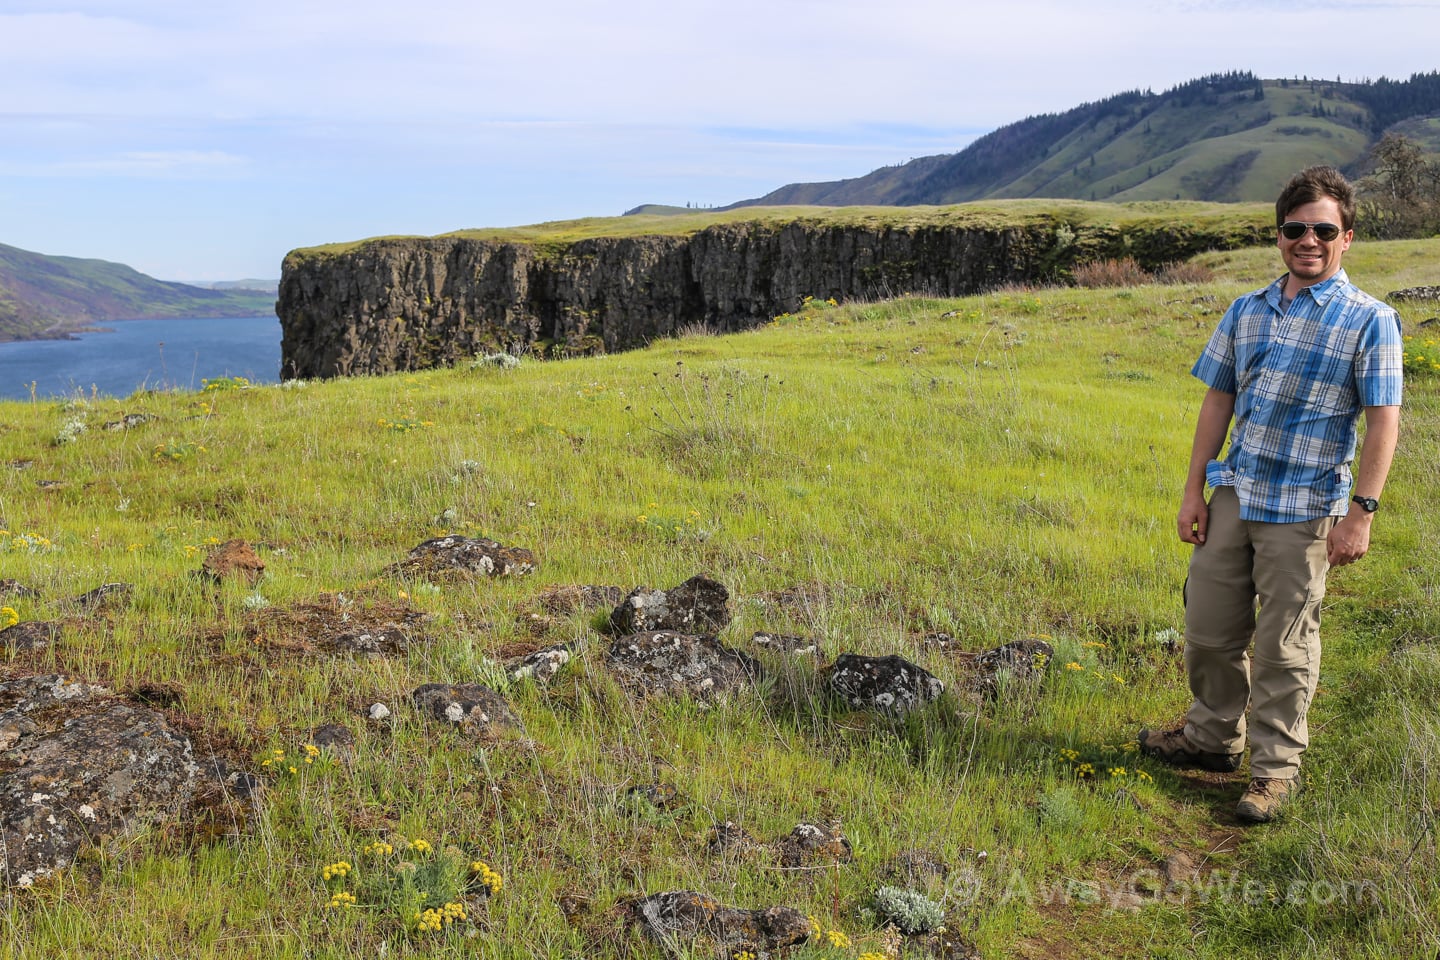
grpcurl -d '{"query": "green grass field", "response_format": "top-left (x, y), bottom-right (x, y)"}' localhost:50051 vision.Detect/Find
top-left (2, 237), bottom-right (1437, 959)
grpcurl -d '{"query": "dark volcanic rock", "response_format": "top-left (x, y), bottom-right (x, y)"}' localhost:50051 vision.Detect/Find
top-left (775, 820), bottom-right (854, 868)
top-left (71, 582), bottom-right (133, 611)
top-left (392, 535), bottom-right (536, 579)
top-left (968, 638), bottom-right (1054, 697)
top-left (101, 413), bottom-right (156, 431)
top-left (0, 579), bottom-right (39, 600)
top-left (411, 683), bottom-right (521, 732)
top-left (705, 821), bottom-right (763, 857)
top-left (751, 631), bottom-right (819, 657)
top-left (0, 675), bottom-right (249, 887)
top-left (609, 575), bottom-right (731, 636)
top-left (604, 632), bottom-right (760, 701)
top-left (536, 584), bottom-right (623, 615)
top-left (824, 653), bottom-right (944, 714)
top-left (1388, 285), bottom-right (1440, 302)
top-left (624, 890), bottom-right (810, 958)
top-left (0, 621), bottom-right (61, 652)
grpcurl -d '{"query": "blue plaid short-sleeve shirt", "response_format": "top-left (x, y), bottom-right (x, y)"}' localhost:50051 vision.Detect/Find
top-left (1191, 269), bottom-right (1403, 523)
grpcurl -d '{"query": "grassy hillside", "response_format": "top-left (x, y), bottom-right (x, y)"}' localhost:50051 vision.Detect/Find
top-left (729, 73), bottom-right (1440, 210)
top-left (2, 239), bottom-right (1437, 959)
top-left (0, 242), bottom-right (276, 342)
top-left (292, 199), bottom-right (1273, 262)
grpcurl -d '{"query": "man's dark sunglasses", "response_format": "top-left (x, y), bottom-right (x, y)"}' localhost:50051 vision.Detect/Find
top-left (1280, 220), bottom-right (1343, 242)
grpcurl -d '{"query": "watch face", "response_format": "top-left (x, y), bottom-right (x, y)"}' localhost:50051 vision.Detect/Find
top-left (1353, 496), bottom-right (1379, 513)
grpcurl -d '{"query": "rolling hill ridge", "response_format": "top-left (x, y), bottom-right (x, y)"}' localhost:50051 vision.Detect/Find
top-left (724, 71), bottom-right (1440, 209)
top-left (0, 242), bottom-right (276, 342)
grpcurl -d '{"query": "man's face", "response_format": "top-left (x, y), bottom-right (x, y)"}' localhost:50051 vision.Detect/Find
top-left (1278, 196), bottom-right (1352, 290)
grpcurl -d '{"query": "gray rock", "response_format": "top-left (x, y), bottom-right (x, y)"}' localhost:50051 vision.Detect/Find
top-left (604, 631), bottom-right (760, 701)
top-left (0, 675), bottom-right (250, 888)
top-left (775, 820), bottom-right (853, 868)
top-left (101, 413), bottom-right (156, 431)
top-left (751, 631), bottom-right (819, 657)
top-left (609, 575), bottom-right (731, 635)
top-left (825, 653), bottom-right (944, 714)
top-left (367, 702), bottom-right (392, 721)
top-left (1388, 285), bottom-right (1440, 302)
top-left (391, 535), bottom-right (536, 579)
top-left (71, 583), bottom-right (133, 611)
top-left (308, 723), bottom-right (356, 759)
top-left (506, 644), bottom-right (572, 684)
top-left (968, 638), bottom-right (1054, 697)
top-left (624, 890), bottom-right (811, 958)
top-left (0, 621), bottom-right (61, 652)
top-left (411, 683), bottom-right (521, 733)
top-left (0, 579), bottom-right (39, 599)
top-left (705, 821), bottom-right (763, 857)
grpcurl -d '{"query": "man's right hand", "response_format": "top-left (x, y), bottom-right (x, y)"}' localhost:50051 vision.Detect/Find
top-left (1178, 491), bottom-right (1209, 545)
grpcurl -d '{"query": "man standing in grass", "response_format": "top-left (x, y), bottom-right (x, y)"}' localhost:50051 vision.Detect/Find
top-left (1139, 166), bottom-right (1403, 823)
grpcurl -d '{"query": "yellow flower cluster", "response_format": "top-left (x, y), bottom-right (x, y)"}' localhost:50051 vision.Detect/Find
top-left (1064, 662), bottom-right (1083, 671)
top-left (807, 915), bottom-right (823, 938)
top-left (825, 929), bottom-right (852, 949)
top-left (1, 531), bottom-right (55, 553)
top-left (470, 860), bottom-right (503, 896)
top-left (259, 747), bottom-right (286, 769)
top-left (363, 840), bottom-right (394, 857)
top-left (1, 606), bottom-right (17, 630)
top-left (327, 891), bottom-right (357, 909)
top-left (732, 951), bottom-right (757, 960)
top-left (321, 861), bottom-right (352, 881)
top-left (411, 838), bottom-right (433, 855)
top-left (303, 744), bottom-right (321, 764)
top-left (377, 417), bottom-right (435, 432)
top-left (412, 901), bottom-right (466, 933)
top-left (857, 953), bottom-right (890, 960)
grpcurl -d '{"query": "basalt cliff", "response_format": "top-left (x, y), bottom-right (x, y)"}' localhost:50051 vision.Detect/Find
top-left (277, 207), bottom-right (1271, 379)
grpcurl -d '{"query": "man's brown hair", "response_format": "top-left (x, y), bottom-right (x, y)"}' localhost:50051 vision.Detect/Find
top-left (1275, 165), bottom-right (1356, 231)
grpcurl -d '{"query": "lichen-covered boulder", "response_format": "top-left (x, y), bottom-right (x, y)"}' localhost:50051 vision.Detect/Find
top-left (505, 644), bottom-right (573, 684)
top-left (624, 890), bottom-right (811, 958)
top-left (775, 820), bottom-right (854, 868)
top-left (824, 653), bottom-right (944, 714)
top-left (411, 683), bottom-right (521, 733)
top-left (0, 675), bottom-right (252, 888)
top-left (604, 632), bottom-right (760, 701)
top-left (392, 535), bottom-right (536, 579)
top-left (968, 638), bottom-right (1054, 697)
top-left (609, 575), bottom-right (730, 635)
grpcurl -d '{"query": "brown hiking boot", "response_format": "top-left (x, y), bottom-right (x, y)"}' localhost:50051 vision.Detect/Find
top-left (1137, 725), bottom-right (1243, 772)
top-left (1236, 777), bottom-right (1301, 824)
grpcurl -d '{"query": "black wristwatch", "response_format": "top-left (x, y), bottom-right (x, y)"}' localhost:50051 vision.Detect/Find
top-left (1351, 495), bottom-right (1380, 513)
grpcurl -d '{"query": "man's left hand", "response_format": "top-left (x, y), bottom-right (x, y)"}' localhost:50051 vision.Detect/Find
top-left (1327, 514), bottom-right (1373, 567)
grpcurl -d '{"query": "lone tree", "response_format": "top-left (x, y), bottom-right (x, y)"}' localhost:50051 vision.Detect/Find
top-left (1356, 133), bottom-right (1440, 239)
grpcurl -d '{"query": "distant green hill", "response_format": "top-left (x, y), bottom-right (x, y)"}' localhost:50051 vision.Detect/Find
top-left (723, 71), bottom-right (1440, 209)
top-left (0, 242), bottom-right (276, 342)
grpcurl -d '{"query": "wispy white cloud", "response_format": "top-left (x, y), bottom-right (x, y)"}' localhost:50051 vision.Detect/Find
top-left (3, 0), bottom-right (1439, 277)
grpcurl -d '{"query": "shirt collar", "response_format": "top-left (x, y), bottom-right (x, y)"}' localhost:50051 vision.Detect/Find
top-left (1260, 268), bottom-right (1349, 309)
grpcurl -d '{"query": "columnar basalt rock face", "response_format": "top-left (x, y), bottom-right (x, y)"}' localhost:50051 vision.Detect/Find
top-left (278, 218), bottom-right (1268, 379)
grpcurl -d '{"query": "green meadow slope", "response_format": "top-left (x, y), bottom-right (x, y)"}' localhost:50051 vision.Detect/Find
top-left (1, 239), bottom-right (1438, 959)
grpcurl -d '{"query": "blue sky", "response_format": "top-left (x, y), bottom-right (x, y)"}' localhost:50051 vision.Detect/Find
top-left (3, 0), bottom-right (1439, 281)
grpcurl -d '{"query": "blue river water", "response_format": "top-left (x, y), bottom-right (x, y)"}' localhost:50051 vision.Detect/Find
top-left (0, 315), bottom-right (282, 400)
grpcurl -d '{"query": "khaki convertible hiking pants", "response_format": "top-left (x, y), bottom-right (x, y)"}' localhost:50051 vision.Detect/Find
top-left (1182, 486), bottom-right (1335, 779)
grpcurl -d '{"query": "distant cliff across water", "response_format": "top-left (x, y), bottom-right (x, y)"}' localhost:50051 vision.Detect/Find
top-left (277, 202), bottom-right (1272, 380)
